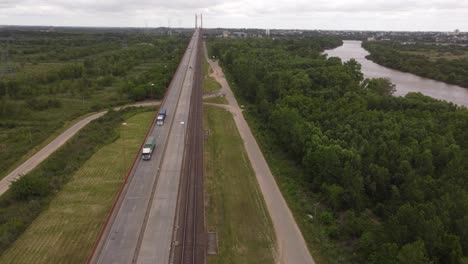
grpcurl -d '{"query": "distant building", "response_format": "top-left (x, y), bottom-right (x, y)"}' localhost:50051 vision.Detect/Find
top-left (222, 31), bottom-right (230, 38)
top-left (367, 36), bottom-right (376, 41)
top-left (232, 32), bottom-right (248, 38)
top-left (40, 26), bottom-right (55, 33)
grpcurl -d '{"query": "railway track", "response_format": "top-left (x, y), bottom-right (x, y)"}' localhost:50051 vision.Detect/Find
top-left (174, 30), bottom-right (205, 264)
top-left (88, 29), bottom-right (202, 264)
top-left (131, 29), bottom-right (200, 264)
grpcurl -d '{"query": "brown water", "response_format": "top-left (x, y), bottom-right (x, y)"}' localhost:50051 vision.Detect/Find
top-left (324, 40), bottom-right (468, 107)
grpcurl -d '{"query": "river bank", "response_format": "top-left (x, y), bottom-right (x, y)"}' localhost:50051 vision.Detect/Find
top-left (325, 40), bottom-right (468, 107)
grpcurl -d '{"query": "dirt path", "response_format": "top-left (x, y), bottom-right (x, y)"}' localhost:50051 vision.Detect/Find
top-left (0, 101), bottom-right (160, 197)
top-left (203, 43), bottom-right (314, 264)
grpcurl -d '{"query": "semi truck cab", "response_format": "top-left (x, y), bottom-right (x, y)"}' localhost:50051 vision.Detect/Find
top-left (142, 136), bottom-right (156, 160)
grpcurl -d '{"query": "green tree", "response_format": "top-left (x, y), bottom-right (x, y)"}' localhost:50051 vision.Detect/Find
top-left (397, 240), bottom-right (432, 264)
top-left (364, 78), bottom-right (396, 96)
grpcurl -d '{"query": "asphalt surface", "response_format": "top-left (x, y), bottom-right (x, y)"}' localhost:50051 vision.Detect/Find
top-left (172, 33), bottom-right (205, 264)
top-left (203, 42), bottom-right (315, 264)
top-left (91, 29), bottom-right (201, 264)
top-left (136, 29), bottom-right (201, 264)
top-left (0, 101), bottom-right (160, 197)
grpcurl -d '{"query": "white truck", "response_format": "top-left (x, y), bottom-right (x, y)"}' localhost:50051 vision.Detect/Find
top-left (142, 136), bottom-right (156, 160)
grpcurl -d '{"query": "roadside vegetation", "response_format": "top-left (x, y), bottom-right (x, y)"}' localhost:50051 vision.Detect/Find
top-left (362, 41), bottom-right (468, 88)
top-left (0, 107), bottom-right (155, 259)
top-left (203, 105), bottom-right (275, 264)
top-left (209, 37), bottom-right (468, 263)
top-left (0, 29), bottom-right (188, 179)
top-left (203, 56), bottom-right (221, 94)
top-left (203, 96), bottom-right (228, 105)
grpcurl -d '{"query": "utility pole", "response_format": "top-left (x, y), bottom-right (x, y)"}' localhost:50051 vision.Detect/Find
top-left (195, 14), bottom-right (198, 28)
top-left (201, 14), bottom-right (203, 29)
top-left (28, 127), bottom-right (33, 144)
top-left (121, 122), bottom-right (128, 181)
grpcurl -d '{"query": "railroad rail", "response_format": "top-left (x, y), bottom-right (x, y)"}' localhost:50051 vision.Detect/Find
top-left (88, 28), bottom-right (202, 264)
top-left (173, 29), bottom-right (205, 264)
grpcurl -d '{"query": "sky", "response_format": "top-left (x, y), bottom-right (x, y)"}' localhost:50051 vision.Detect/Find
top-left (0, 0), bottom-right (467, 31)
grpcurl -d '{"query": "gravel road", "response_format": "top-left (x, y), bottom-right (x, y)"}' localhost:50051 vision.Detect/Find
top-left (204, 42), bottom-right (315, 264)
top-left (0, 101), bottom-right (160, 197)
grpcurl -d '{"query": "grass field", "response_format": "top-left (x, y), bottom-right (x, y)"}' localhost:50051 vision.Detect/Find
top-left (0, 31), bottom-right (187, 182)
top-left (203, 96), bottom-right (228, 105)
top-left (203, 57), bottom-right (222, 94)
top-left (0, 111), bottom-right (98, 181)
top-left (203, 105), bottom-right (276, 264)
top-left (400, 50), bottom-right (468, 61)
top-left (0, 111), bottom-right (154, 263)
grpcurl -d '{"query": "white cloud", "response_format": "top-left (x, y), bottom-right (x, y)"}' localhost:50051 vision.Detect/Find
top-left (0, 0), bottom-right (467, 30)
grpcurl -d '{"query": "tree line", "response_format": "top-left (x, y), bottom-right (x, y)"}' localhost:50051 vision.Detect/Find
top-left (209, 37), bottom-right (468, 263)
top-left (362, 41), bottom-right (468, 88)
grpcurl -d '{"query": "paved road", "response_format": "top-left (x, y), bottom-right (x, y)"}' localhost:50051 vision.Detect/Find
top-left (204, 42), bottom-right (315, 264)
top-left (0, 101), bottom-right (160, 197)
top-left (136, 29), bottom-right (201, 264)
top-left (91, 29), bottom-right (201, 264)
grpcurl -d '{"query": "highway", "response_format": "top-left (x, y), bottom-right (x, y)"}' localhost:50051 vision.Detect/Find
top-left (89, 29), bottom-right (202, 264)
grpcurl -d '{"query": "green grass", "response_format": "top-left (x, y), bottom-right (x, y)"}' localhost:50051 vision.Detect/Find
top-left (400, 50), bottom-right (468, 61)
top-left (0, 33), bottom-right (186, 183)
top-left (0, 111), bottom-right (99, 181)
top-left (3, 62), bottom-right (69, 79)
top-left (203, 57), bottom-right (222, 94)
top-left (0, 111), bottom-right (154, 263)
top-left (203, 105), bottom-right (276, 264)
top-left (0, 94), bottom-right (126, 180)
top-left (203, 96), bottom-right (228, 105)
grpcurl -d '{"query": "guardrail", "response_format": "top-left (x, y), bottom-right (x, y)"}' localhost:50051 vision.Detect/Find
top-left (86, 30), bottom-right (197, 264)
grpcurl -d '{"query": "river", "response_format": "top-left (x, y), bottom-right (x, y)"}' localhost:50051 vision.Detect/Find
top-left (324, 40), bottom-right (468, 107)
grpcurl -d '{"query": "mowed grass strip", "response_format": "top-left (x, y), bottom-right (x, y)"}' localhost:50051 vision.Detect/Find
top-left (0, 111), bottom-right (154, 264)
top-left (203, 106), bottom-right (276, 264)
top-left (203, 96), bottom-right (228, 105)
top-left (203, 57), bottom-right (222, 94)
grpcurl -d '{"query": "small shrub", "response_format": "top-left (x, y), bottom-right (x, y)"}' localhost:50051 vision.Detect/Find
top-left (10, 176), bottom-right (50, 201)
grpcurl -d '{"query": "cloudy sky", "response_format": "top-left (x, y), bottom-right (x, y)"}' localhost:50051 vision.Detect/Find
top-left (0, 0), bottom-right (467, 31)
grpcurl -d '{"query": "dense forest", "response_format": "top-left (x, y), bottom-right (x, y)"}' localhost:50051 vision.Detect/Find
top-left (0, 30), bottom-right (189, 177)
top-left (209, 37), bottom-right (468, 263)
top-left (362, 41), bottom-right (468, 88)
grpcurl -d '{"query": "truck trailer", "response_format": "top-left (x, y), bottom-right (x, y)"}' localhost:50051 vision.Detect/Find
top-left (142, 136), bottom-right (156, 160)
top-left (156, 109), bottom-right (167, 126)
